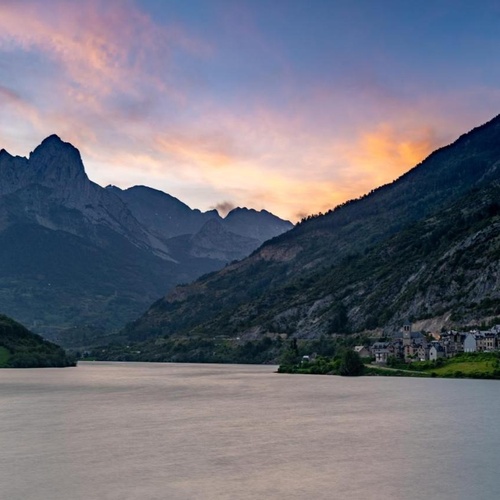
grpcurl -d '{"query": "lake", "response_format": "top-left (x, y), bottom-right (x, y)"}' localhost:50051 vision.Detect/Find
top-left (1, 361), bottom-right (499, 499)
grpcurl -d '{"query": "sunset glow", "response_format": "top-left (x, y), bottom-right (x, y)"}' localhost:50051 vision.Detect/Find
top-left (1, 0), bottom-right (499, 221)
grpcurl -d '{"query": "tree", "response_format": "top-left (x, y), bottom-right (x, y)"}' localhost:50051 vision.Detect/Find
top-left (339, 349), bottom-right (364, 376)
top-left (278, 339), bottom-right (300, 367)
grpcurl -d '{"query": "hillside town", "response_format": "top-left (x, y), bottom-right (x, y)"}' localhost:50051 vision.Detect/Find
top-left (357, 322), bottom-right (500, 364)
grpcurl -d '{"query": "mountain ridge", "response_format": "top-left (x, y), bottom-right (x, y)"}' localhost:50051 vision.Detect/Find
top-left (121, 114), bottom-right (500, 353)
top-left (0, 136), bottom-right (292, 341)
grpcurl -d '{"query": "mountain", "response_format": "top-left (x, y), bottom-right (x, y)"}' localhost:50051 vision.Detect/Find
top-left (119, 114), bottom-right (500, 360)
top-left (224, 207), bottom-right (295, 242)
top-left (106, 185), bottom-right (219, 239)
top-left (0, 314), bottom-right (75, 368)
top-left (108, 185), bottom-right (292, 262)
top-left (0, 136), bottom-right (292, 342)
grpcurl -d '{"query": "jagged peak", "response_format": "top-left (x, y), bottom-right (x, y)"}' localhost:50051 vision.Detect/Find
top-left (225, 207), bottom-right (254, 217)
top-left (226, 207), bottom-right (280, 216)
top-left (26, 134), bottom-right (88, 183)
top-left (205, 208), bottom-right (220, 216)
top-left (30, 134), bottom-right (79, 155)
top-left (43, 133), bottom-right (64, 143)
top-left (225, 206), bottom-right (292, 224)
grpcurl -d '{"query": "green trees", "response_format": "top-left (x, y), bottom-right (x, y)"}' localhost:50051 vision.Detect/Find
top-left (278, 339), bottom-right (300, 367)
top-left (0, 314), bottom-right (76, 368)
top-left (278, 348), bottom-right (365, 376)
top-left (339, 350), bottom-right (364, 376)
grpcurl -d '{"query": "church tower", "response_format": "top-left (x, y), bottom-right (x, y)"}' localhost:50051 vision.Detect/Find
top-left (402, 321), bottom-right (412, 347)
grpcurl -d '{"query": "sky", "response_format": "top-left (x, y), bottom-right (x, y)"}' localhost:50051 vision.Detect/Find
top-left (0, 0), bottom-right (499, 221)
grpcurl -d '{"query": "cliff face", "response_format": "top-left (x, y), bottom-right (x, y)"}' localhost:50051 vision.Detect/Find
top-left (123, 115), bottom-right (500, 343)
top-left (0, 136), bottom-right (292, 342)
top-left (0, 135), bottom-right (160, 254)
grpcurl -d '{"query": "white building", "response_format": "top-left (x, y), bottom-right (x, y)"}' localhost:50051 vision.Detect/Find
top-left (463, 333), bottom-right (477, 353)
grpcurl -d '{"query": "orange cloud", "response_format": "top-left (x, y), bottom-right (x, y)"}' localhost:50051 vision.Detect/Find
top-left (0, 1), bottom-right (495, 224)
top-left (154, 133), bottom-right (239, 171)
top-left (361, 124), bottom-right (441, 173)
top-left (138, 106), bottom-right (448, 222)
top-left (333, 123), bottom-right (445, 192)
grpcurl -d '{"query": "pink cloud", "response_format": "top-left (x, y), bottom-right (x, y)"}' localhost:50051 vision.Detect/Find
top-left (0, 2), bottom-right (497, 223)
top-left (0, 0), bottom-right (210, 110)
top-left (0, 85), bottom-right (23, 104)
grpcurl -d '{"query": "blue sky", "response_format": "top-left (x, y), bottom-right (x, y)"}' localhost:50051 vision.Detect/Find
top-left (0, 0), bottom-right (499, 220)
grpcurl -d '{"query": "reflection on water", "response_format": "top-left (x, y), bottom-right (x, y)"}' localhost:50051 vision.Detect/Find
top-left (1, 362), bottom-right (500, 500)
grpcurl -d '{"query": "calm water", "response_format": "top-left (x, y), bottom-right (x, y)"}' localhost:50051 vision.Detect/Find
top-left (1, 362), bottom-right (500, 500)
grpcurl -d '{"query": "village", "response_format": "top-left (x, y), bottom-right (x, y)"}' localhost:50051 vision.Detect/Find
top-left (355, 321), bottom-right (500, 364)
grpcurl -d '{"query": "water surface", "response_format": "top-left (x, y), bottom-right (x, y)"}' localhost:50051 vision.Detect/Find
top-left (1, 362), bottom-right (499, 499)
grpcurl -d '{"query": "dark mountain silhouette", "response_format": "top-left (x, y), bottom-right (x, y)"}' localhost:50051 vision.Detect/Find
top-left (0, 136), bottom-right (292, 342)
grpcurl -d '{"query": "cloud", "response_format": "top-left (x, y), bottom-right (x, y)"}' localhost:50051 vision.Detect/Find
top-left (0, 0), bottom-right (210, 121)
top-left (0, 85), bottom-right (23, 104)
top-left (0, 0), bottom-right (217, 183)
top-left (332, 123), bottom-right (446, 190)
top-left (212, 201), bottom-right (236, 217)
top-left (154, 132), bottom-right (240, 172)
top-left (95, 96), bottom-right (460, 222)
top-left (0, 1), bottom-right (497, 223)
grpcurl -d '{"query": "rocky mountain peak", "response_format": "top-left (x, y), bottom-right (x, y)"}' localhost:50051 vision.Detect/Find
top-left (29, 134), bottom-right (89, 186)
top-left (0, 134), bottom-right (296, 340)
top-left (223, 206), bottom-right (293, 241)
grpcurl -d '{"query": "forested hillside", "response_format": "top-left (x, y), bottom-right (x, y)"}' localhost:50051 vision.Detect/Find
top-left (114, 115), bottom-right (500, 362)
top-left (0, 315), bottom-right (75, 368)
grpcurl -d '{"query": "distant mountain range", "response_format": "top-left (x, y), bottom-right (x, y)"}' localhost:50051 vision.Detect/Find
top-left (117, 114), bottom-right (500, 362)
top-left (0, 135), bottom-right (292, 341)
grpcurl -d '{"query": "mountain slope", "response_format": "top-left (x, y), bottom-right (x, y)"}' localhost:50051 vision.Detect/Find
top-left (106, 185), bottom-right (219, 239)
top-left (123, 114), bottom-right (500, 347)
top-left (0, 136), bottom-right (292, 342)
top-left (110, 185), bottom-right (293, 262)
top-left (0, 314), bottom-right (75, 368)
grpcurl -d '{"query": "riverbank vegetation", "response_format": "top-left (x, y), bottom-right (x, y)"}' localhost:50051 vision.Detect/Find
top-left (278, 347), bottom-right (365, 376)
top-left (278, 351), bottom-right (500, 379)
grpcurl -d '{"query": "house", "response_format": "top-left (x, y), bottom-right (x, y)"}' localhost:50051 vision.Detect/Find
top-left (392, 324), bottom-right (427, 361)
top-left (354, 346), bottom-right (371, 358)
top-left (388, 339), bottom-right (404, 360)
top-left (440, 331), bottom-right (465, 357)
top-left (371, 342), bottom-right (390, 364)
top-left (416, 343), bottom-right (430, 362)
top-left (464, 333), bottom-right (477, 353)
top-left (402, 336), bottom-right (427, 362)
top-left (476, 332), bottom-right (497, 352)
top-left (429, 344), bottom-right (445, 361)
top-left (366, 325), bottom-right (500, 366)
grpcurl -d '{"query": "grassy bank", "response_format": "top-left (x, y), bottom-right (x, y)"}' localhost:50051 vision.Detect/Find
top-left (278, 352), bottom-right (500, 379)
